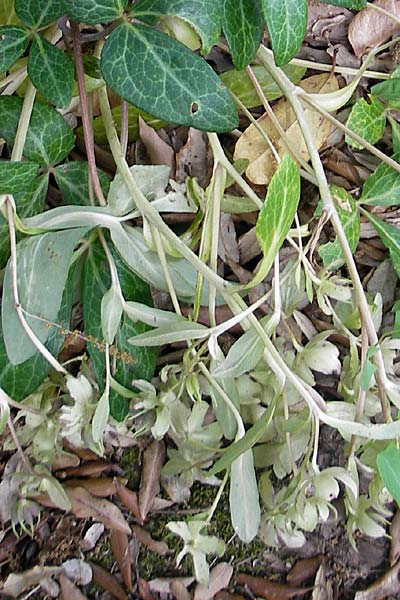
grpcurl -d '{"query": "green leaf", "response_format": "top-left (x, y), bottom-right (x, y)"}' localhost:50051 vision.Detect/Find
top-left (360, 153), bottom-right (400, 206)
top-left (389, 117), bottom-right (400, 155)
top-left (28, 36), bottom-right (74, 108)
top-left (319, 0), bottom-right (366, 7)
top-left (100, 23), bottom-right (238, 133)
top-left (0, 96), bottom-right (75, 166)
top-left (0, 174), bottom-right (49, 268)
top-left (132, 0), bottom-right (222, 54)
top-left (319, 186), bottom-right (360, 269)
top-left (1, 227), bottom-right (88, 364)
top-left (220, 64), bottom-right (306, 109)
top-left (0, 26), bottom-right (29, 73)
top-left (83, 239), bottom-right (157, 420)
top-left (230, 450), bottom-right (260, 542)
top-left (0, 160), bottom-right (39, 193)
top-left (91, 104), bottom-right (165, 145)
top-left (54, 161), bottom-right (110, 205)
top-left (0, 266), bottom-right (74, 400)
top-left (371, 78), bottom-right (400, 103)
top-left (261, 0), bottom-right (307, 66)
top-left (101, 284), bottom-right (123, 344)
top-left (0, 0), bottom-right (23, 25)
top-left (222, 0), bottom-right (263, 70)
top-left (345, 96), bottom-right (386, 150)
top-left (252, 154), bottom-right (300, 287)
top-left (362, 209), bottom-right (400, 278)
top-left (15, 0), bottom-right (65, 28)
top-left (377, 442), bottom-right (400, 503)
top-left (63, 0), bottom-right (127, 25)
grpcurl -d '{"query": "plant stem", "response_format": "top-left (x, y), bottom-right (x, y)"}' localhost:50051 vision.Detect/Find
top-left (289, 57), bottom-right (389, 81)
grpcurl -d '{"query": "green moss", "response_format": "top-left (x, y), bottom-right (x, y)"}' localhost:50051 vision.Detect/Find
top-left (119, 444), bottom-right (141, 489)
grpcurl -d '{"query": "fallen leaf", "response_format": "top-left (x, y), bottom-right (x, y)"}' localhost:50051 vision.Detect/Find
top-left (52, 452), bottom-right (80, 470)
top-left (57, 459), bottom-right (115, 478)
top-left (170, 579), bottom-right (192, 600)
top-left (1, 566), bottom-right (62, 598)
top-left (348, 0), bottom-right (400, 58)
top-left (175, 127), bottom-right (212, 188)
top-left (131, 523), bottom-right (170, 555)
top-left (89, 561), bottom-right (128, 600)
top-left (81, 523), bottom-right (105, 552)
top-left (139, 116), bottom-right (175, 172)
top-left (194, 563), bottom-right (233, 600)
top-left (148, 577), bottom-right (195, 594)
top-left (65, 477), bottom-right (119, 497)
top-left (139, 440), bottom-right (165, 522)
top-left (215, 594), bottom-right (246, 600)
top-left (234, 74), bottom-right (338, 185)
top-left (312, 563), bottom-right (333, 600)
top-left (110, 530), bottom-right (133, 592)
top-left (62, 559), bottom-right (92, 586)
top-left (59, 574), bottom-right (88, 600)
top-left (219, 214), bottom-right (239, 264)
top-left (138, 577), bottom-right (157, 600)
top-left (354, 561), bottom-right (400, 599)
top-left (236, 573), bottom-right (312, 600)
top-left (286, 556), bottom-right (324, 586)
top-left (115, 479), bottom-right (143, 523)
top-left (67, 486), bottom-right (131, 534)
top-left (391, 511), bottom-right (400, 566)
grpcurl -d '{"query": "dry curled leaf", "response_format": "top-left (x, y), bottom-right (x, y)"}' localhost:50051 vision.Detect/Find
top-left (139, 116), bottom-right (175, 172)
top-left (65, 477), bottom-right (119, 497)
top-left (170, 579), bottom-right (192, 600)
top-left (194, 563), bottom-right (233, 600)
top-left (234, 74), bottom-right (338, 185)
top-left (139, 440), bottom-right (165, 522)
top-left (89, 561), bottom-right (128, 600)
top-left (348, 0), bottom-right (400, 58)
top-left (58, 459), bottom-right (114, 478)
top-left (115, 479), bottom-right (143, 523)
top-left (1, 566), bottom-right (62, 598)
top-left (131, 523), bottom-right (170, 555)
top-left (175, 127), bottom-right (212, 187)
top-left (59, 574), bottom-right (88, 600)
top-left (67, 486), bottom-right (131, 534)
top-left (138, 577), bottom-right (157, 600)
top-left (286, 556), bottom-right (324, 586)
top-left (236, 573), bottom-right (312, 600)
top-left (110, 530), bottom-right (133, 592)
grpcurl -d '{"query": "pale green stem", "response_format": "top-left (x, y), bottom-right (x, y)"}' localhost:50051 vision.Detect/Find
top-left (208, 164), bottom-right (225, 328)
top-left (289, 58), bottom-right (390, 81)
top-left (205, 470), bottom-right (229, 526)
top-left (150, 223), bottom-right (182, 317)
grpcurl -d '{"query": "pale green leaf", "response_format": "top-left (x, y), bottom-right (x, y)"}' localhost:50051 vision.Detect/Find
top-left (360, 153), bottom-right (400, 206)
top-left (0, 0), bottom-right (23, 25)
top-left (128, 321), bottom-right (209, 346)
top-left (63, 0), bottom-right (127, 24)
top-left (132, 0), bottom-right (222, 54)
top-left (388, 117), bottom-right (400, 155)
top-left (222, 0), bottom-right (263, 70)
top-left (101, 284), bottom-right (123, 344)
top-left (377, 442), bottom-right (400, 503)
top-left (0, 389), bottom-right (11, 435)
top-left (261, 0), bottom-right (307, 66)
top-left (371, 78), bottom-right (400, 103)
top-left (0, 160), bottom-right (39, 194)
top-left (252, 154), bottom-right (300, 287)
top-left (100, 23), bottom-right (238, 133)
top-left (1, 228), bottom-right (88, 365)
top-left (28, 35), bottom-right (74, 108)
top-left (92, 387), bottom-right (110, 443)
top-left (345, 96), bottom-right (386, 150)
top-left (230, 450), bottom-right (260, 542)
top-left (15, 0), bottom-right (65, 28)
top-left (0, 26), bottom-right (29, 73)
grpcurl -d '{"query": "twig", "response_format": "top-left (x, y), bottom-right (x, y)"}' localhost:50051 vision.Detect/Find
top-left (7, 415), bottom-right (34, 474)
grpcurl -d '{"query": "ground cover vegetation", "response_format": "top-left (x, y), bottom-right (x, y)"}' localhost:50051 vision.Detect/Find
top-left (1, 0), bottom-right (400, 597)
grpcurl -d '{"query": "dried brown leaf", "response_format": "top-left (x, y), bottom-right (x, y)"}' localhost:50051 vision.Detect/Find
top-left (234, 74), bottom-right (338, 185)
top-left (348, 0), bottom-right (400, 57)
top-left (194, 563), bottom-right (233, 600)
top-left (58, 459), bottom-right (119, 478)
top-left (131, 523), bottom-right (170, 555)
top-left (149, 577), bottom-right (195, 594)
top-left (65, 477), bottom-right (118, 498)
top-left (286, 556), bottom-right (324, 586)
top-left (354, 561), bottom-right (400, 599)
top-left (170, 579), bottom-right (192, 600)
top-left (52, 452), bottom-right (80, 470)
top-left (215, 594), bottom-right (246, 600)
top-left (139, 116), bottom-right (175, 172)
top-left (219, 214), bottom-right (239, 264)
top-left (138, 577), bottom-right (157, 600)
top-left (1, 566), bottom-right (61, 598)
top-left (139, 440), bottom-right (165, 522)
top-left (59, 574), bottom-right (88, 600)
top-left (89, 561), bottom-right (128, 600)
top-left (236, 573), bottom-right (312, 600)
top-left (175, 127), bottom-right (212, 188)
top-left (115, 479), bottom-right (143, 523)
top-left (390, 511), bottom-right (400, 566)
top-left (109, 530), bottom-right (133, 592)
top-left (67, 486), bottom-right (131, 534)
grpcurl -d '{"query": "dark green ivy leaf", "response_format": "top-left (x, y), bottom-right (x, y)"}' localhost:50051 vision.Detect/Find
top-left (360, 153), bottom-right (400, 206)
top-left (222, 0), bottom-right (264, 70)
top-left (0, 96), bottom-right (75, 166)
top-left (261, 0), bottom-right (308, 66)
top-left (28, 35), bottom-right (74, 108)
top-left (83, 239), bottom-right (157, 420)
top-left (15, 0), bottom-right (65, 29)
top-left (0, 160), bottom-right (39, 193)
top-left (0, 174), bottom-right (49, 268)
top-left (0, 25), bottom-right (29, 74)
top-left (54, 161), bottom-right (110, 206)
top-left (101, 23), bottom-right (238, 133)
top-left (63, 0), bottom-right (127, 25)
top-left (132, 0), bottom-right (223, 54)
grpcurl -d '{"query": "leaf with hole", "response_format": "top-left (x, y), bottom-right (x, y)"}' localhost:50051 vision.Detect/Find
top-left (0, 160), bottom-right (39, 194)
top-left (360, 153), bottom-right (400, 206)
top-left (15, 0), bottom-right (65, 28)
top-left (222, 0), bottom-right (264, 70)
top-left (132, 0), bottom-right (222, 54)
top-left (261, 0), bottom-right (307, 66)
top-left (28, 36), bottom-right (74, 108)
top-left (319, 186), bottom-right (360, 269)
top-left (0, 26), bottom-right (29, 74)
top-left (345, 96), bottom-right (386, 150)
top-left (377, 442), bottom-right (400, 504)
top-left (64, 0), bottom-right (127, 24)
top-left (100, 23), bottom-right (238, 133)
top-left (0, 96), bottom-right (75, 166)
top-left (251, 154), bottom-right (300, 287)
top-left (1, 227), bottom-right (88, 365)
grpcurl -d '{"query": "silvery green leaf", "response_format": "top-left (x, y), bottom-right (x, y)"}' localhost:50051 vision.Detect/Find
top-left (212, 325), bottom-right (264, 379)
top-left (0, 388), bottom-right (10, 435)
top-left (101, 285), bottom-right (123, 344)
top-left (209, 345), bottom-right (239, 440)
top-left (128, 321), bottom-right (209, 346)
top-left (40, 474), bottom-right (71, 511)
top-left (229, 450), bottom-right (260, 542)
top-left (123, 301), bottom-right (187, 327)
top-left (22, 205), bottom-right (117, 232)
top-left (107, 164), bottom-right (170, 215)
top-left (92, 387), bottom-right (110, 443)
top-left (66, 374), bottom-right (93, 404)
top-left (301, 333), bottom-right (341, 376)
